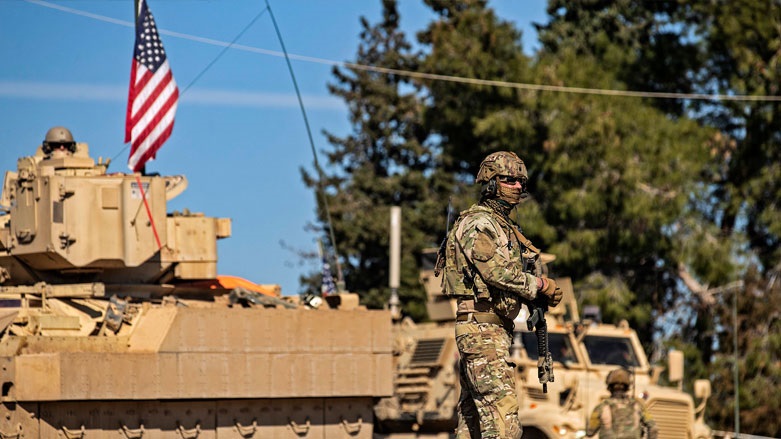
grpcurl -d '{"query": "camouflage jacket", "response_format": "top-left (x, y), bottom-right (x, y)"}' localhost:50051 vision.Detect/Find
top-left (441, 203), bottom-right (538, 321)
top-left (586, 395), bottom-right (658, 439)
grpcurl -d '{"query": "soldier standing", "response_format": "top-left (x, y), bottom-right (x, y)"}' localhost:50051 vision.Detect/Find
top-left (586, 368), bottom-right (658, 439)
top-left (439, 151), bottom-right (562, 439)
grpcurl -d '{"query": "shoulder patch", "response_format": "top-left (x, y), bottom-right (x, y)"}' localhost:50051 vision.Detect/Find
top-left (472, 232), bottom-right (497, 262)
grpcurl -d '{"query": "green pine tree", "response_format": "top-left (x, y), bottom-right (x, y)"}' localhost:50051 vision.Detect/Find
top-left (304, 0), bottom-right (449, 320)
top-left (681, 1), bottom-right (781, 434)
top-left (536, 1), bottom-right (781, 433)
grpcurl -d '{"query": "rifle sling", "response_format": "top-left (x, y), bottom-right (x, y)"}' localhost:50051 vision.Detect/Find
top-left (489, 211), bottom-right (541, 256)
top-left (508, 223), bottom-right (541, 256)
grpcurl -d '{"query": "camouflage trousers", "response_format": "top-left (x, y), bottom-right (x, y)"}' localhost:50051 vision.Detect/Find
top-left (455, 321), bottom-right (521, 439)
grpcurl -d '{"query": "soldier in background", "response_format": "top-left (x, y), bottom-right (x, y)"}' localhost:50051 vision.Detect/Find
top-left (586, 368), bottom-right (658, 439)
top-left (440, 151), bottom-right (562, 439)
top-left (41, 126), bottom-right (77, 159)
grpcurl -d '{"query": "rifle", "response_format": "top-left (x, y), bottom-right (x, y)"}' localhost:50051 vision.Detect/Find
top-left (434, 197), bottom-right (453, 277)
top-left (526, 296), bottom-right (554, 393)
top-left (515, 227), bottom-right (554, 393)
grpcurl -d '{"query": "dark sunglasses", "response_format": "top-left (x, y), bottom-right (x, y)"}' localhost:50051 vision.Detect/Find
top-left (498, 176), bottom-right (525, 184)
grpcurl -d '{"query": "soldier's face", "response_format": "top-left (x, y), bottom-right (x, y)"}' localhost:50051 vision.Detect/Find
top-left (50, 142), bottom-right (74, 158)
top-left (497, 175), bottom-right (523, 188)
top-left (496, 176), bottom-right (525, 205)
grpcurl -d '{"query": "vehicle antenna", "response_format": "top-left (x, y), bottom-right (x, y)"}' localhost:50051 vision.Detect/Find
top-left (264, 0), bottom-right (344, 289)
top-left (179, 9), bottom-right (269, 96)
top-left (445, 196), bottom-right (453, 235)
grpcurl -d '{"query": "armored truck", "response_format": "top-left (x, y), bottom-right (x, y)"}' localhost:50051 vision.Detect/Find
top-left (375, 249), bottom-right (712, 439)
top-left (512, 280), bottom-right (712, 439)
top-left (0, 129), bottom-right (393, 439)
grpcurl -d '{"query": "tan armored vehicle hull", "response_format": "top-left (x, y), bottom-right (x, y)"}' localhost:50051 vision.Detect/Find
top-left (0, 137), bottom-right (393, 439)
top-left (0, 306), bottom-right (391, 439)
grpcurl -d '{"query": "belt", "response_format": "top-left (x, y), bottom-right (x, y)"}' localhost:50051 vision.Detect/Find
top-left (456, 312), bottom-right (514, 332)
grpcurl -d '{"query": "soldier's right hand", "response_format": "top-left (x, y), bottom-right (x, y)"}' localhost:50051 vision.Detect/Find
top-left (539, 277), bottom-right (562, 307)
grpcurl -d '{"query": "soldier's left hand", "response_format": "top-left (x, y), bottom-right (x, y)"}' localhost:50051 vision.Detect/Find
top-left (551, 286), bottom-right (563, 307)
top-left (539, 277), bottom-right (563, 307)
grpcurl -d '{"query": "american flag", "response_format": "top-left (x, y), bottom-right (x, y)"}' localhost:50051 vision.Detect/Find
top-left (321, 256), bottom-right (337, 296)
top-left (125, 0), bottom-right (179, 172)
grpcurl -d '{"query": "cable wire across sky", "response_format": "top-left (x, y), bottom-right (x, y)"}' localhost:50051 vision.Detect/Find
top-left (26, 0), bottom-right (781, 103)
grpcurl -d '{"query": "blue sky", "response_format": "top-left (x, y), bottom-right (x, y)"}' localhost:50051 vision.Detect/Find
top-left (0, 0), bottom-right (547, 296)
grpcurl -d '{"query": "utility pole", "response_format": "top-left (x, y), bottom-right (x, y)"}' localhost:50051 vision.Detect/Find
top-left (389, 206), bottom-right (402, 321)
top-left (733, 286), bottom-right (740, 438)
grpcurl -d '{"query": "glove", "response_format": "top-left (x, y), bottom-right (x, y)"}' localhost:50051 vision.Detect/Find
top-left (538, 277), bottom-right (562, 307)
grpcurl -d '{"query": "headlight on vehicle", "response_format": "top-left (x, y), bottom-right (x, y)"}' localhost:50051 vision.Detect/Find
top-left (552, 424), bottom-right (585, 438)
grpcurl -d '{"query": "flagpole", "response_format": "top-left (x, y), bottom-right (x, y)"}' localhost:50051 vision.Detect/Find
top-left (134, 0), bottom-right (145, 176)
top-left (128, 0), bottom-right (163, 251)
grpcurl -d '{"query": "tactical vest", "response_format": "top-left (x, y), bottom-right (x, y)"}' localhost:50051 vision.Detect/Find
top-left (436, 205), bottom-right (539, 300)
top-left (603, 398), bottom-right (643, 439)
top-left (438, 206), bottom-right (490, 300)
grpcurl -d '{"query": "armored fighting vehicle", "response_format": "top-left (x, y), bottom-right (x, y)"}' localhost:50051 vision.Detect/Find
top-left (0, 129), bottom-right (392, 439)
top-left (375, 248), bottom-right (712, 439)
top-left (511, 281), bottom-right (712, 439)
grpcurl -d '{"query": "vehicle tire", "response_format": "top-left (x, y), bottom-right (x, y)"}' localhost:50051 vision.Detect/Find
top-left (521, 427), bottom-right (548, 439)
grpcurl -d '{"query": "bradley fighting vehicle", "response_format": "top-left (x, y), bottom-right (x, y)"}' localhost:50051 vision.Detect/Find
top-left (0, 129), bottom-right (392, 439)
top-left (375, 247), bottom-right (713, 439)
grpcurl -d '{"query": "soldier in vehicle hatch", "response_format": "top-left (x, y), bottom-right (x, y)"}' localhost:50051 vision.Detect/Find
top-left (41, 126), bottom-right (77, 159)
top-left (437, 151), bottom-right (563, 439)
top-left (586, 368), bottom-right (658, 439)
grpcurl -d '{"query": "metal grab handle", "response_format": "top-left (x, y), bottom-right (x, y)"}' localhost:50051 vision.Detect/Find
top-left (234, 420), bottom-right (257, 438)
top-left (176, 423), bottom-right (200, 439)
top-left (341, 417), bottom-right (363, 435)
top-left (0, 424), bottom-right (22, 439)
top-left (119, 424), bottom-right (145, 439)
top-left (60, 425), bottom-right (85, 439)
top-left (288, 417), bottom-right (310, 436)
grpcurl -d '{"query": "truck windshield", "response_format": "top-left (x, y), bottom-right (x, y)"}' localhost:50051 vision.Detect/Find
top-left (582, 335), bottom-right (640, 367)
top-left (521, 332), bottom-right (578, 365)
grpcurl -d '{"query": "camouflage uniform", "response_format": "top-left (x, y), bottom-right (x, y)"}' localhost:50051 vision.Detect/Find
top-left (586, 369), bottom-right (658, 439)
top-left (448, 204), bottom-right (538, 439)
top-left (586, 395), bottom-right (658, 439)
top-left (440, 151), bottom-right (559, 439)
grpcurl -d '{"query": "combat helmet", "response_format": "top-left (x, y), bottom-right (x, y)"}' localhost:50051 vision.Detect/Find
top-left (606, 368), bottom-right (631, 390)
top-left (42, 126), bottom-right (76, 154)
top-left (475, 151), bottom-right (527, 183)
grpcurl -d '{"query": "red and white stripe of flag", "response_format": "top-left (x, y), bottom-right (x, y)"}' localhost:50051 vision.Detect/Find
top-left (125, 59), bottom-right (179, 172)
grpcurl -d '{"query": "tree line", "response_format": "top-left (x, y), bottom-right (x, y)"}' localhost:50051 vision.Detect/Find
top-left (301, 1), bottom-right (781, 434)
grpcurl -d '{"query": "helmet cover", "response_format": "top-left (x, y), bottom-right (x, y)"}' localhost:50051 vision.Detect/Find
top-left (475, 151), bottom-right (527, 183)
top-left (43, 126), bottom-right (76, 154)
top-left (606, 368), bottom-right (631, 388)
